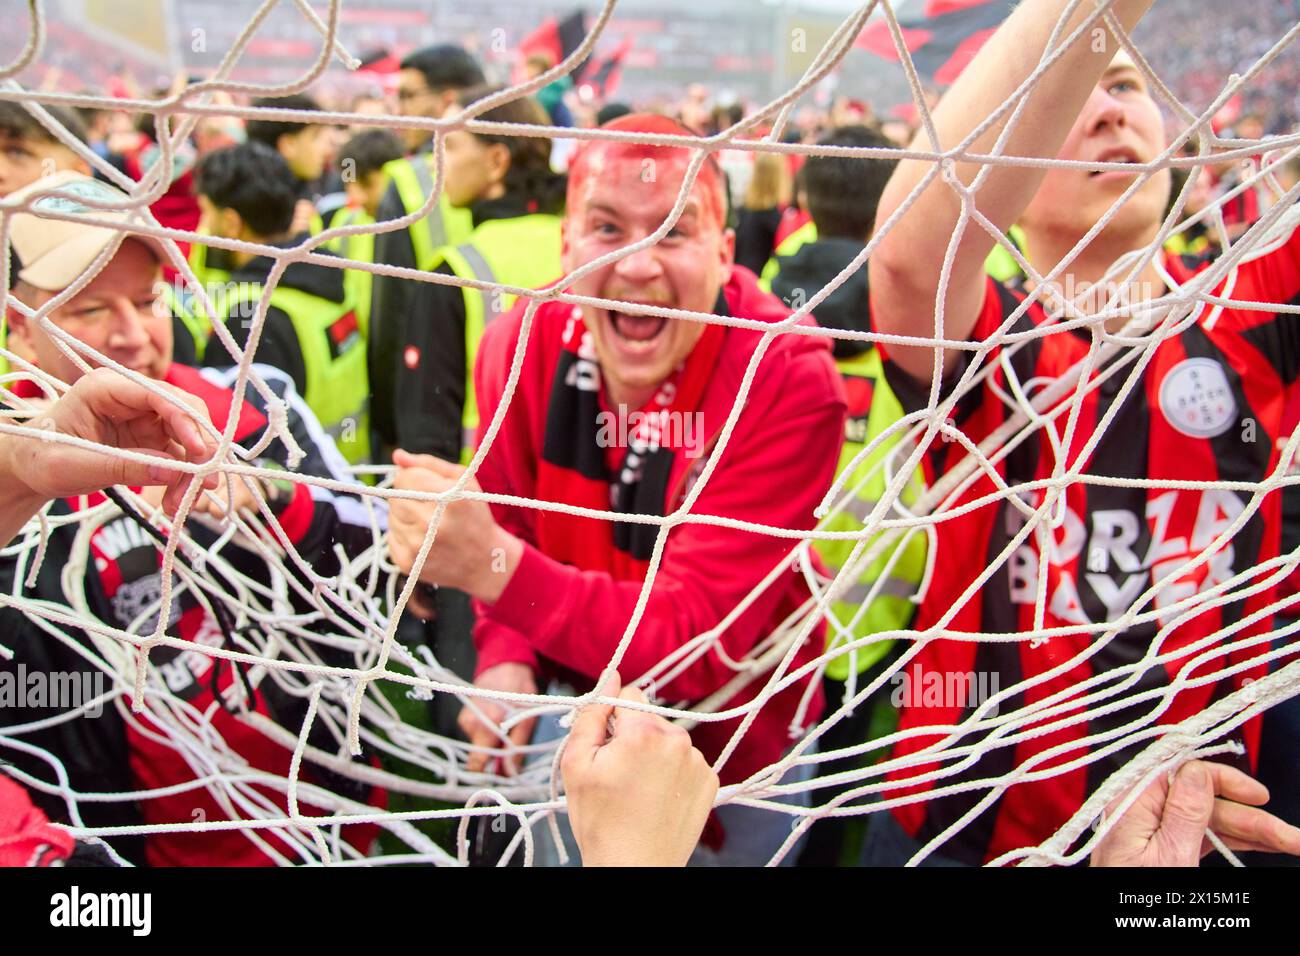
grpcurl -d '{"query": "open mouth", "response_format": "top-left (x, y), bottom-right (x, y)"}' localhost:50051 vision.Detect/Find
top-left (605, 307), bottom-right (669, 346)
top-left (1089, 150), bottom-right (1141, 176)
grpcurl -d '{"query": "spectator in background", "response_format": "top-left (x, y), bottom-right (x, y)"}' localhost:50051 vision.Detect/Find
top-left (74, 105), bottom-right (129, 179)
top-left (348, 93), bottom-right (390, 133)
top-left (246, 93), bottom-right (332, 185)
top-left (0, 101), bottom-right (89, 197)
top-left (595, 101), bottom-right (632, 127)
top-left (118, 83), bottom-right (203, 267)
top-left (324, 128), bottom-right (405, 338)
top-left (191, 110), bottom-right (246, 160)
top-left (245, 93), bottom-right (335, 234)
top-left (524, 53), bottom-right (574, 128)
top-left (392, 44), bottom-right (483, 154)
top-left (733, 151), bottom-right (792, 276)
top-left (195, 143), bottom-right (370, 466)
top-left (830, 96), bottom-right (873, 129)
top-left (1164, 153), bottom-right (1219, 258)
top-left (678, 83), bottom-right (710, 131)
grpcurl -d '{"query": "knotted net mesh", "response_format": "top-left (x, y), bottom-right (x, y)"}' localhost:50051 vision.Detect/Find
top-left (1, 0), bottom-right (1298, 866)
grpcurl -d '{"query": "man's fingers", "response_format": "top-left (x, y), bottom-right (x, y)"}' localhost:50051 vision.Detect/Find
top-left (1203, 761), bottom-right (1270, 807)
top-left (567, 672), bottom-right (623, 755)
top-left (1156, 761), bottom-right (1217, 865)
top-left (463, 720), bottom-right (498, 774)
top-left (1209, 799), bottom-right (1300, 856)
top-left (610, 684), bottom-right (663, 736)
top-left (108, 447), bottom-right (180, 489)
top-left (617, 685), bottom-right (648, 705)
top-left (148, 386), bottom-right (216, 462)
top-left (461, 703), bottom-right (509, 774)
top-left (392, 464), bottom-right (452, 495)
top-left (393, 448), bottom-right (465, 478)
top-left (92, 371), bottom-right (215, 463)
top-left (506, 716), bottom-right (536, 776)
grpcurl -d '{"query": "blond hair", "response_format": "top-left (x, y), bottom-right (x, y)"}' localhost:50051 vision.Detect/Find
top-left (745, 152), bottom-right (791, 210)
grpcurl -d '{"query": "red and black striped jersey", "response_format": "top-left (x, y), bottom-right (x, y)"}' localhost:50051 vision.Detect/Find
top-left (878, 226), bottom-right (1300, 865)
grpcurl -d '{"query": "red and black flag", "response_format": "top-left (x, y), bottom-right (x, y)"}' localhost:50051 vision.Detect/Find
top-left (355, 48), bottom-right (400, 76)
top-left (519, 10), bottom-right (588, 70)
top-left (855, 0), bottom-right (1015, 86)
top-left (584, 36), bottom-right (632, 99)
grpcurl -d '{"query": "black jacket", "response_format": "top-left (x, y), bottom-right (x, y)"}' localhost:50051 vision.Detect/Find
top-left (394, 194), bottom-right (534, 463)
top-left (369, 176), bottom-right (423, 453)
top-left (201, 238), bottom-right (350, 398)
top-left (0, 364), bottom-right (381, 863)
top-left (768, 236), bottom-right (873, 360)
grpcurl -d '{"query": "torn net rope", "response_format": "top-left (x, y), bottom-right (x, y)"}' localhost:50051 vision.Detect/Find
top-left (0, 0), bottom-right (1294, 865)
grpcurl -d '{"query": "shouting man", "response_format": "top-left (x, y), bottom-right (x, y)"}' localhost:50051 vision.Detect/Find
top-left (388, 114), bottom-right (847, 865)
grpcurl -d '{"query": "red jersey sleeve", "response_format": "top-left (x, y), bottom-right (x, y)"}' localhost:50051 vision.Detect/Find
top-left (875, 275), bottom-right (1035, 481)
top-left (472, 343), bottom-right (846, 700)
top-left (1196, 222), bottom-right (1300, 385)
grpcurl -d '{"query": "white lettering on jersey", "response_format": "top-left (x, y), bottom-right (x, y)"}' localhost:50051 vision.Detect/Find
top-left (564, 330), bottom-right (602, 392)
top-left (1008, 489), bottom-right (1243, 626)
top-left (94, 518), bottom-right (153, 562)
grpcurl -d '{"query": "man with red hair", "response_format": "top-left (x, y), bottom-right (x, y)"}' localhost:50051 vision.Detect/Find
top-left (388, 114), bottom-right (847, 865)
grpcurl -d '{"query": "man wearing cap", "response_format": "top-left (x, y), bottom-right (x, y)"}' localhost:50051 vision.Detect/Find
top-left (387, 114), bottom-right (848, 865)
top-left (0, 172), bottom-right (385, 866)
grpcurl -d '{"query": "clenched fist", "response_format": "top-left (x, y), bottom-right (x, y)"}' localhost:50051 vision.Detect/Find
top-left (386, 449), bottom-right (521, 603)
top-left (562, 673), bottom-right (719, 867)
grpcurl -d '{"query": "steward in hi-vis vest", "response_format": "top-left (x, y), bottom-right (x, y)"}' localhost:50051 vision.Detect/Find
top-left (759, 218), bottom-right (818, 292)
top-left (163, 281), bottom-right (209, 367)
top-left (194, 142), bottom-right (370, 466)
top-left (368, 44), bottom-right (485, 458)
top-left (326, 204), bottom-right (377, 340)
top-left (205, 263), bottom-right (369, 465)
top-left (385, 89), bottom-right (566, 465)
top-left (322, 129), bottom-right (407, 342)
top-left (369, 155), bottom-right (475, 454)
top-left (767, 230), bottom-right (927, 677)
top-left (397, 206), bottom-right (561, 463)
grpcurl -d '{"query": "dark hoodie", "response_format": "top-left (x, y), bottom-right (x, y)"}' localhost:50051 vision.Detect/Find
top-left (768, 237), bottom-right (871, 360)
top-left (201, 236), bottom-right (349, 396)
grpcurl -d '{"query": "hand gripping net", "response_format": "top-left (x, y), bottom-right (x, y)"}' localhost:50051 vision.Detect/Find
top-left (0, 0), bottom-right (1298, 866)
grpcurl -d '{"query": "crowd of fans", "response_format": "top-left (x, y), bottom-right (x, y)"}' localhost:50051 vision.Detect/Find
top-left (1, 1), bottom-right (1299, 870)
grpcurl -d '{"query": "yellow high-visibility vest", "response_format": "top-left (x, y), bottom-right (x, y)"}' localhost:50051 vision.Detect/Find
top-left (384, 155), bottom-right (475, 270)
top-left (815, 346), bottom-right (928, 680)
top-left (429, 213), bottom-right (563, 462)
top-left (219, 284), bottom-right (370, 465)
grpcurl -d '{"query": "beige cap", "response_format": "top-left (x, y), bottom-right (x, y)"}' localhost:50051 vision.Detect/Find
top-left (6, 171), bottom-right (166, 292)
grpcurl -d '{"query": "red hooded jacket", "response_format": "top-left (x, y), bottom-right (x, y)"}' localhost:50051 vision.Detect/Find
top-left (470, 266), bottom-right (847, 785)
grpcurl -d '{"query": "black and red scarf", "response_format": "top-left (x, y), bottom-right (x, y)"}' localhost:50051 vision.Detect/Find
top-left (536, 308), bottom-right (726, 580)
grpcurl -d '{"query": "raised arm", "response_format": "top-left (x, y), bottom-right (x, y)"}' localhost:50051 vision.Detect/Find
top-left (869, 0), bottom-right (1155, 382)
